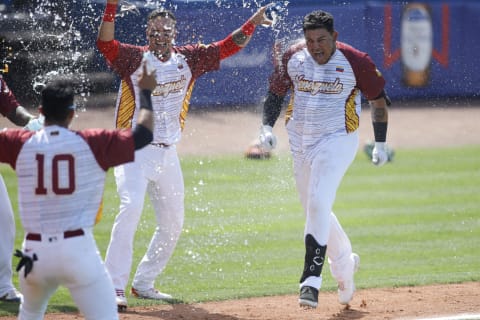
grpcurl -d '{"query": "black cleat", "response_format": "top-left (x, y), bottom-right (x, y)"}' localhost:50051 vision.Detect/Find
top-left (299, 286), bottom-right (318, 308)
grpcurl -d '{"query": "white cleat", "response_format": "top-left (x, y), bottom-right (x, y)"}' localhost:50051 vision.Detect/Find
top-left (0, 288), bottom-right (23, 303)
top-left (131, 287), bottom-right (173, 301)
top-left (338, 253), bottom-right (360, 305)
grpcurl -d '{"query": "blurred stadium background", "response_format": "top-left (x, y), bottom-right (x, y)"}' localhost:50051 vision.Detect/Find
top-left (1, 0), bottom-right (479, 112)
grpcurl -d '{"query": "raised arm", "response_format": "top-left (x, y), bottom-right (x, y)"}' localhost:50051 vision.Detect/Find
top-left (217, 5), bottom-right (272, 60)
top-left (1, 77), bottom-right (40, 128)
top-left (132, 64), bottom-right (156, 150)
top-left (96, 0), bottom-right (121, 63)
top-left (98, 0), bottom-right (117, 42)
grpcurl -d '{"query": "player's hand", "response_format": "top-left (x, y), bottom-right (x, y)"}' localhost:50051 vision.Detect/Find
top-left (24, 115), bottom-right (44, 131)
top-left (138, 63), bottom-right (157, 92)
top-left (250, 5), bottom-right (272, 27)
top-left (259, 125), bottom-right (277, 151)
top-left (372, 142), bottom-right (388, 166)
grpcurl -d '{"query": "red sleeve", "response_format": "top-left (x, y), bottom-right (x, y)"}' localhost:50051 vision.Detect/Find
top-left (337, 42), bottom-right (386, 100)
top-left (0, 78), bottom-right (20, 117)
top-left (96, 39), bottom-right (120, 63)
top-left (217, 35), bottom-right (242, 60)
top-left (175, 44), bottom-right (221, 79)
top-left (97, 40), bottom-right (144, 79)
top-left (217, 20), bottom-right (256, 60)
top-left (77, 129), bottom-right (135, 171)
top-left (0, 129), bottom-right (34, 169)
top-left (268, 42), bottom-right (304, 96)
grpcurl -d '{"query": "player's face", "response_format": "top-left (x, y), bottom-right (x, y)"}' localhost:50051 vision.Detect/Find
top-left (304, 28), bottom-right (338, 65)
top-left (146, 16), bottom-right (177, 60)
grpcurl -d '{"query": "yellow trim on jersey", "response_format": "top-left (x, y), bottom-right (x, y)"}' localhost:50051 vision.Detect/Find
top-left (345, 88), bottom-right (360, 133)
top-left (95, 198), bottom-right (104, 225)
top-left (285, 89), bottom-right (295, 125)
top-left (116, 80), bottom-right (136, 129)
top-left (180, 80), bottom-right (195, 130)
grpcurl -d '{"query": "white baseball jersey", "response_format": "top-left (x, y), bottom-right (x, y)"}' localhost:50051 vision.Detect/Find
top-left (106, 41), bottom-right (220, 146)
top-left (0, 126), bottom-right (135, 234)
top-left (269, 41), bottom-right (385, 160)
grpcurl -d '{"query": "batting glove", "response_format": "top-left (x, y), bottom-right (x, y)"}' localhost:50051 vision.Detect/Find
top-left (259, 125), bottom-right (277, 151)
top-left (372, 142), bottom-right (388, 166)
top-left (24, 115), bottom-right (44, 131)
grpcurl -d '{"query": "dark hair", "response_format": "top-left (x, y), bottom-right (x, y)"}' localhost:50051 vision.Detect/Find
top-left (302, 10), bottom-right (335, 34)
top-left (148, 8), bottom-right (176, 22)
top-left (41, 80), bottom-right (74, 122)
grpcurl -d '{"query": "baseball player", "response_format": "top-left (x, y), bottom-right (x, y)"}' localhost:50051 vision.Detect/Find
top-left (0, 76), bottom-right (42, 303)
top-left (0, 67), bottom-right (156, 320)
top-left (96, 0), bottom-right (273, 310)
top-left (257, 10), bottom-right (391, 308)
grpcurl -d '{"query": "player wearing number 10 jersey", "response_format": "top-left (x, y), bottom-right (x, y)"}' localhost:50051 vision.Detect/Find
top-left (0, 70), bottom-right (156, 319)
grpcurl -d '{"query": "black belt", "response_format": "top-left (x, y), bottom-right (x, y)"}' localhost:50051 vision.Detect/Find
top-left (26, 229), bottom-right (85, 241)
top-left (151, 142), bottom-right (170, 148)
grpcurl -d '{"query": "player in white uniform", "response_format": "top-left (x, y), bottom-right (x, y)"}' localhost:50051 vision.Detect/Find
top-left (0, 76), bottom-right (42, 303)
top-left (0, 68), bottom-right (156, 320)
top-left (96, 0), bottom-right (272, 310)
top-left (257, 10), bottom-right (391, 308)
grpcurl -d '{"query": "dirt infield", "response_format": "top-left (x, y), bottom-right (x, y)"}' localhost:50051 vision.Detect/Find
top-left (36, 103), bottom-right (480, 156)
top-left (1, 103), bottom-right (479, 319)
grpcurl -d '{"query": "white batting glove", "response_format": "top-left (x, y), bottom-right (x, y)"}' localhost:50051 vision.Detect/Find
top-left (24, 115), bottom-right (44, 131)
top-left (259, 125), bottom-right (277, 151)
top-left (372, 142), bottom-right (388, 166)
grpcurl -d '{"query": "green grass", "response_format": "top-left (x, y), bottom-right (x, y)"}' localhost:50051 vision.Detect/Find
top-left (1, 145), bottom-right (479, 316)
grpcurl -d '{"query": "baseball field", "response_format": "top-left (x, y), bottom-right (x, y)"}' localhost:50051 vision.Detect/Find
top-left (0, 102), bottom-right (479, 319)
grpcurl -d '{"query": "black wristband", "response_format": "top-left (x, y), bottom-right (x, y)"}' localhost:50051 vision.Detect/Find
top-left (372, 122), bottom-right (387, 142)
top-left (140, 89), bottom-right (153, 111)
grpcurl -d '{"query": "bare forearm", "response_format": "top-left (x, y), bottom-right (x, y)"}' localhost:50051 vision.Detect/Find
top-left (97, 1), bottom-right (118, 41)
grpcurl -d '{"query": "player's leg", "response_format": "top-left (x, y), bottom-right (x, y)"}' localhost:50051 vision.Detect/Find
top-left (293, 156), bottom-right (326, 308)
top-left (297, 132), bottom-right (359, 308)
top-left (131, 146), bottom-right (184, 299)
top-left (327, 212), bottom-right (360, 305)
top-left (293, 157), bottom-right (325, 307)
top-left (317, 132), bottom-right (358, 305)
top-left (17, 242), bottom-right (58, 320)
top-left (67, 232), bottom-right (118, 320)
top-left (104, 159), bottom-right (148, 303)
top-left (0, 175), bottom-right (22, 302)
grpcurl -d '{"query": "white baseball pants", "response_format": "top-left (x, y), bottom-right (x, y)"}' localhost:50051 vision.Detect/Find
top-left (105, 144), bottom-right (184, 292)
top-left (18, 229), bottom-right (118, 320)
top-left (293, 132), bottom-right (359, 287)
top-left (0, 174), bottom-right (16, 297)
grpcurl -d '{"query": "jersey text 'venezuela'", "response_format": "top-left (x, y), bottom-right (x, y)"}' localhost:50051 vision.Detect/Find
top-left (269, 41), bottom-right (385, 156)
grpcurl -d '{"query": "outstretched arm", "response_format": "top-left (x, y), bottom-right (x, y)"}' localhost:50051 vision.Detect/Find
top-left (1, 77), bottom-right (36, 127)
top-left (132, 64), bottom-right (156, 150)
top-left (98, 0), bottom-right (117, 42)
top-left (97, 0), bottom-right (120, 62)
top-left (217, 5), bottom-right (271, 60)
top-left (6, 106), bottom-right (34, 127)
